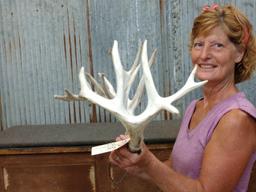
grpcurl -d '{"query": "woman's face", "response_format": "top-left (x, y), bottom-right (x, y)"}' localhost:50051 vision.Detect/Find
top-left (191, 26), bottom-right (243, 85)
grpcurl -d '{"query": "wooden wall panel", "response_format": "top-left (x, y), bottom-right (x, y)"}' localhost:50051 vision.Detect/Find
top-left (0, 153), bottom-right (96, 192)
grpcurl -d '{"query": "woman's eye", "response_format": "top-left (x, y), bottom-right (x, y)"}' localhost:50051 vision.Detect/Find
top-left (213, 43), bottom-right (224, 48)
top-left (193, 42), bottom-right (203, 48)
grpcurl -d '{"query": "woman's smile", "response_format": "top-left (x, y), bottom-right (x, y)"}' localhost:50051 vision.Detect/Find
top-left (198, 63), bottom-right (217, 70)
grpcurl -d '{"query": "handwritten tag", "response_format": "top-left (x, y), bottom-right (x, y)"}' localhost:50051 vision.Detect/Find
top-left (91, 138), bottom-right (130, 156)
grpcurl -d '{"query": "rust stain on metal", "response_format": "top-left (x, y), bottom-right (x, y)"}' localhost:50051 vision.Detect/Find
top-left (66, 7), bottom-right (74, 82)
top-left (107, 48), bottom-right (112, 55)
top-left (18, 33), bottom-right (23, 67)
top-left (68, 33), bottom-right (73, 80)
top-left (160, 0), bottom-right (166, 31)
top-left (160, 0), bottom-right (173, 121)
top-left (85, 0), bottom-right (97, 122)
top-left (3, 168), bottom-right (9, 190)
top-left (63, 33), bottom-right (67, 63)
top-left (78, 35), bottom-right (83, 67)
top-left (74, 33), bottom-right (78, 66)
top-left (73, 18), bottom-right (78, 68)
top-left (85, 0), bottom-right (93, 75)
top-left (164, 110), bottom-right (172, 120)
top-left (89, 165), bottom-right (96, 191)
top-left (72, 102), bottom-right (76, 123)
top-left (0, 97), bottom-right (3, 131)
top-left (160, 0), bottom-right (166, 14)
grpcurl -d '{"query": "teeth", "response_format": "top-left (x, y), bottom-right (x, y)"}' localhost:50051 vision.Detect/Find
top-left (199, 64), bottom-right (214, 69)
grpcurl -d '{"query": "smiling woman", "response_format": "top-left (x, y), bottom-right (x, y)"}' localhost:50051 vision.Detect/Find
top-left (191, 26), bottom-right (244, 84)
top-left (109, 4), bottom-right (256, 192)
top-left (189, 4), bottom-right (256, 84)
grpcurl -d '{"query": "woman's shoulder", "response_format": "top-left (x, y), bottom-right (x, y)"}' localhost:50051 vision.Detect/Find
top-left (213, 92), bottom-right (256, 136)
top-left (209, 92), bottom-right (256, 119)
top-left (233, 92), bottom-right (256, 118)
top-left (220, 108), bottom-right (255, 127)
top-left (216, 108), bottom-right (256, 150)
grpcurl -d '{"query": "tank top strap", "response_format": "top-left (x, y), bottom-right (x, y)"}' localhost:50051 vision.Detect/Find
top-left (178, 99), bottom-right (198, 134)
top-left (203, 92), bottom-right (256, 144)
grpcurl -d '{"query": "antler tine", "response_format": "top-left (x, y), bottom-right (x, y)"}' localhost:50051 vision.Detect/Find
top-left (186, 64), bottom-right (208, 88)
top-left (141, 40), bottom-right (160, 102)
top-left (148, 48), bottom-right (157, 66)
top-left (85, 73), bottom-right (106, 97)
top-left (165, 64), bottom-right (208, 104)
top-left (124, 64), bottom-right (140, 93)
top-left (128, 48), bottom-right (157, 114)
top-left (78, 67), bottom-right (116, 112)
top-left (112, 41), bottom-right (125, 99)
top-left (98, 73), bottom-right (116, 99)
top-left (128, 40), bottom-right (143, 76)
top-left (124, 41), bottom-right (143, 103)
top-left (123, 41), bottom-right (164, 124)
top-left (54, 89), bottom-right (85, 101)
top-left (79, 67), bottom-right (92, 98)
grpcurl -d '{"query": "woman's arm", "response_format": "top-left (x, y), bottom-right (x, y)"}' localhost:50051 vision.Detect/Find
top-left (109, 109), bottom-right (256, 192)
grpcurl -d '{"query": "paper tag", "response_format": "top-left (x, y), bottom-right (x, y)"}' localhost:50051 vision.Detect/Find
top-left (91, 138), bottom-right (130, 156)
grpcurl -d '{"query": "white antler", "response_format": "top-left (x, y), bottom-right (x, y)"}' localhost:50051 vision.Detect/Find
top-left (55, 40), bottom-right (207, 152)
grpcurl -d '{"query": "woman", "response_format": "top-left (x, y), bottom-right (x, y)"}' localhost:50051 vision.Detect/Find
top-left (109, 4), bottom-right (256, 192)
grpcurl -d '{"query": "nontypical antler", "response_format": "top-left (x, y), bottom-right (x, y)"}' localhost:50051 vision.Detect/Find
top-left (55, 40), bottom-right (207, 152)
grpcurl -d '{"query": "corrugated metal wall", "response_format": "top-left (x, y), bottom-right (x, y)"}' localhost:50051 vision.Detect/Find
top-left (0, 0), bottom-right (256, 129)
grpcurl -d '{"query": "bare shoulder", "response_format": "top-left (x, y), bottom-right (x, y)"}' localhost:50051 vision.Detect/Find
top-left (200, 110), bottom-right (256, 191)
top-left (214, 109), bottom-right (256, 150)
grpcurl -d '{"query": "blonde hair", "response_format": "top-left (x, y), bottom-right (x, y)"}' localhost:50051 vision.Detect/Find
top-left (189, 4), bottom-right (256, 83)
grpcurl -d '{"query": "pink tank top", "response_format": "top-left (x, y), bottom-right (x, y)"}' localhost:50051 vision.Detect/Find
top-left (171, 92), bottom-right (256, 192)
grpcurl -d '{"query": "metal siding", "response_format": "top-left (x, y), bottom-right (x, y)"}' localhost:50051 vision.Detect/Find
top-left (0, 0), bottom-right (255, 129)
top-left (0, 0), bottom-right (90, 128)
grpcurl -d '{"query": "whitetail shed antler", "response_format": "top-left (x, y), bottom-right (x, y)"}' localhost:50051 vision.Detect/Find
top-left (54, 40), bottom-right (207, 152)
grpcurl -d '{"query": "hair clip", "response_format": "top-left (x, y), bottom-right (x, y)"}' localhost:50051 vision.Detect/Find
top-left (242, 27), bottom-right (249, 46)
top-left (202, 3), bottom-right (219, 12)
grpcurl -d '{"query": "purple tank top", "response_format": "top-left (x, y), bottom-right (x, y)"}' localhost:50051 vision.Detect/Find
top-left (171, 92), bottom-right (256, 192)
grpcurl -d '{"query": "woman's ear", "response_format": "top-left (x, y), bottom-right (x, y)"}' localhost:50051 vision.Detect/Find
top-left (234, 46), bottom-right (245, 63)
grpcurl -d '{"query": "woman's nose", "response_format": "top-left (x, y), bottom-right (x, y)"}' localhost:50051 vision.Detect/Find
top-left (200, 45), bottom-right (211, 60)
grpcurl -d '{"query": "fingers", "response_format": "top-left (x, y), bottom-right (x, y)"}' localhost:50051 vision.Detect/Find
top-left (109, 134), bottom-right (131, 167)
top-left (109, 134), bottom-right (145, 168)
top-left (109, 151), bottom-right (120, 166)
top-left (116, 134), bottom-right (129, 141)
top-left (109, 150), bottom-right (131, 168)
top-left (110, 147), bottom-right (142, 169)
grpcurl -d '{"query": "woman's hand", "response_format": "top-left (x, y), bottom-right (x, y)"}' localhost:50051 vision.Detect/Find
top-left (109, 135), bottom-right (154, 180)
